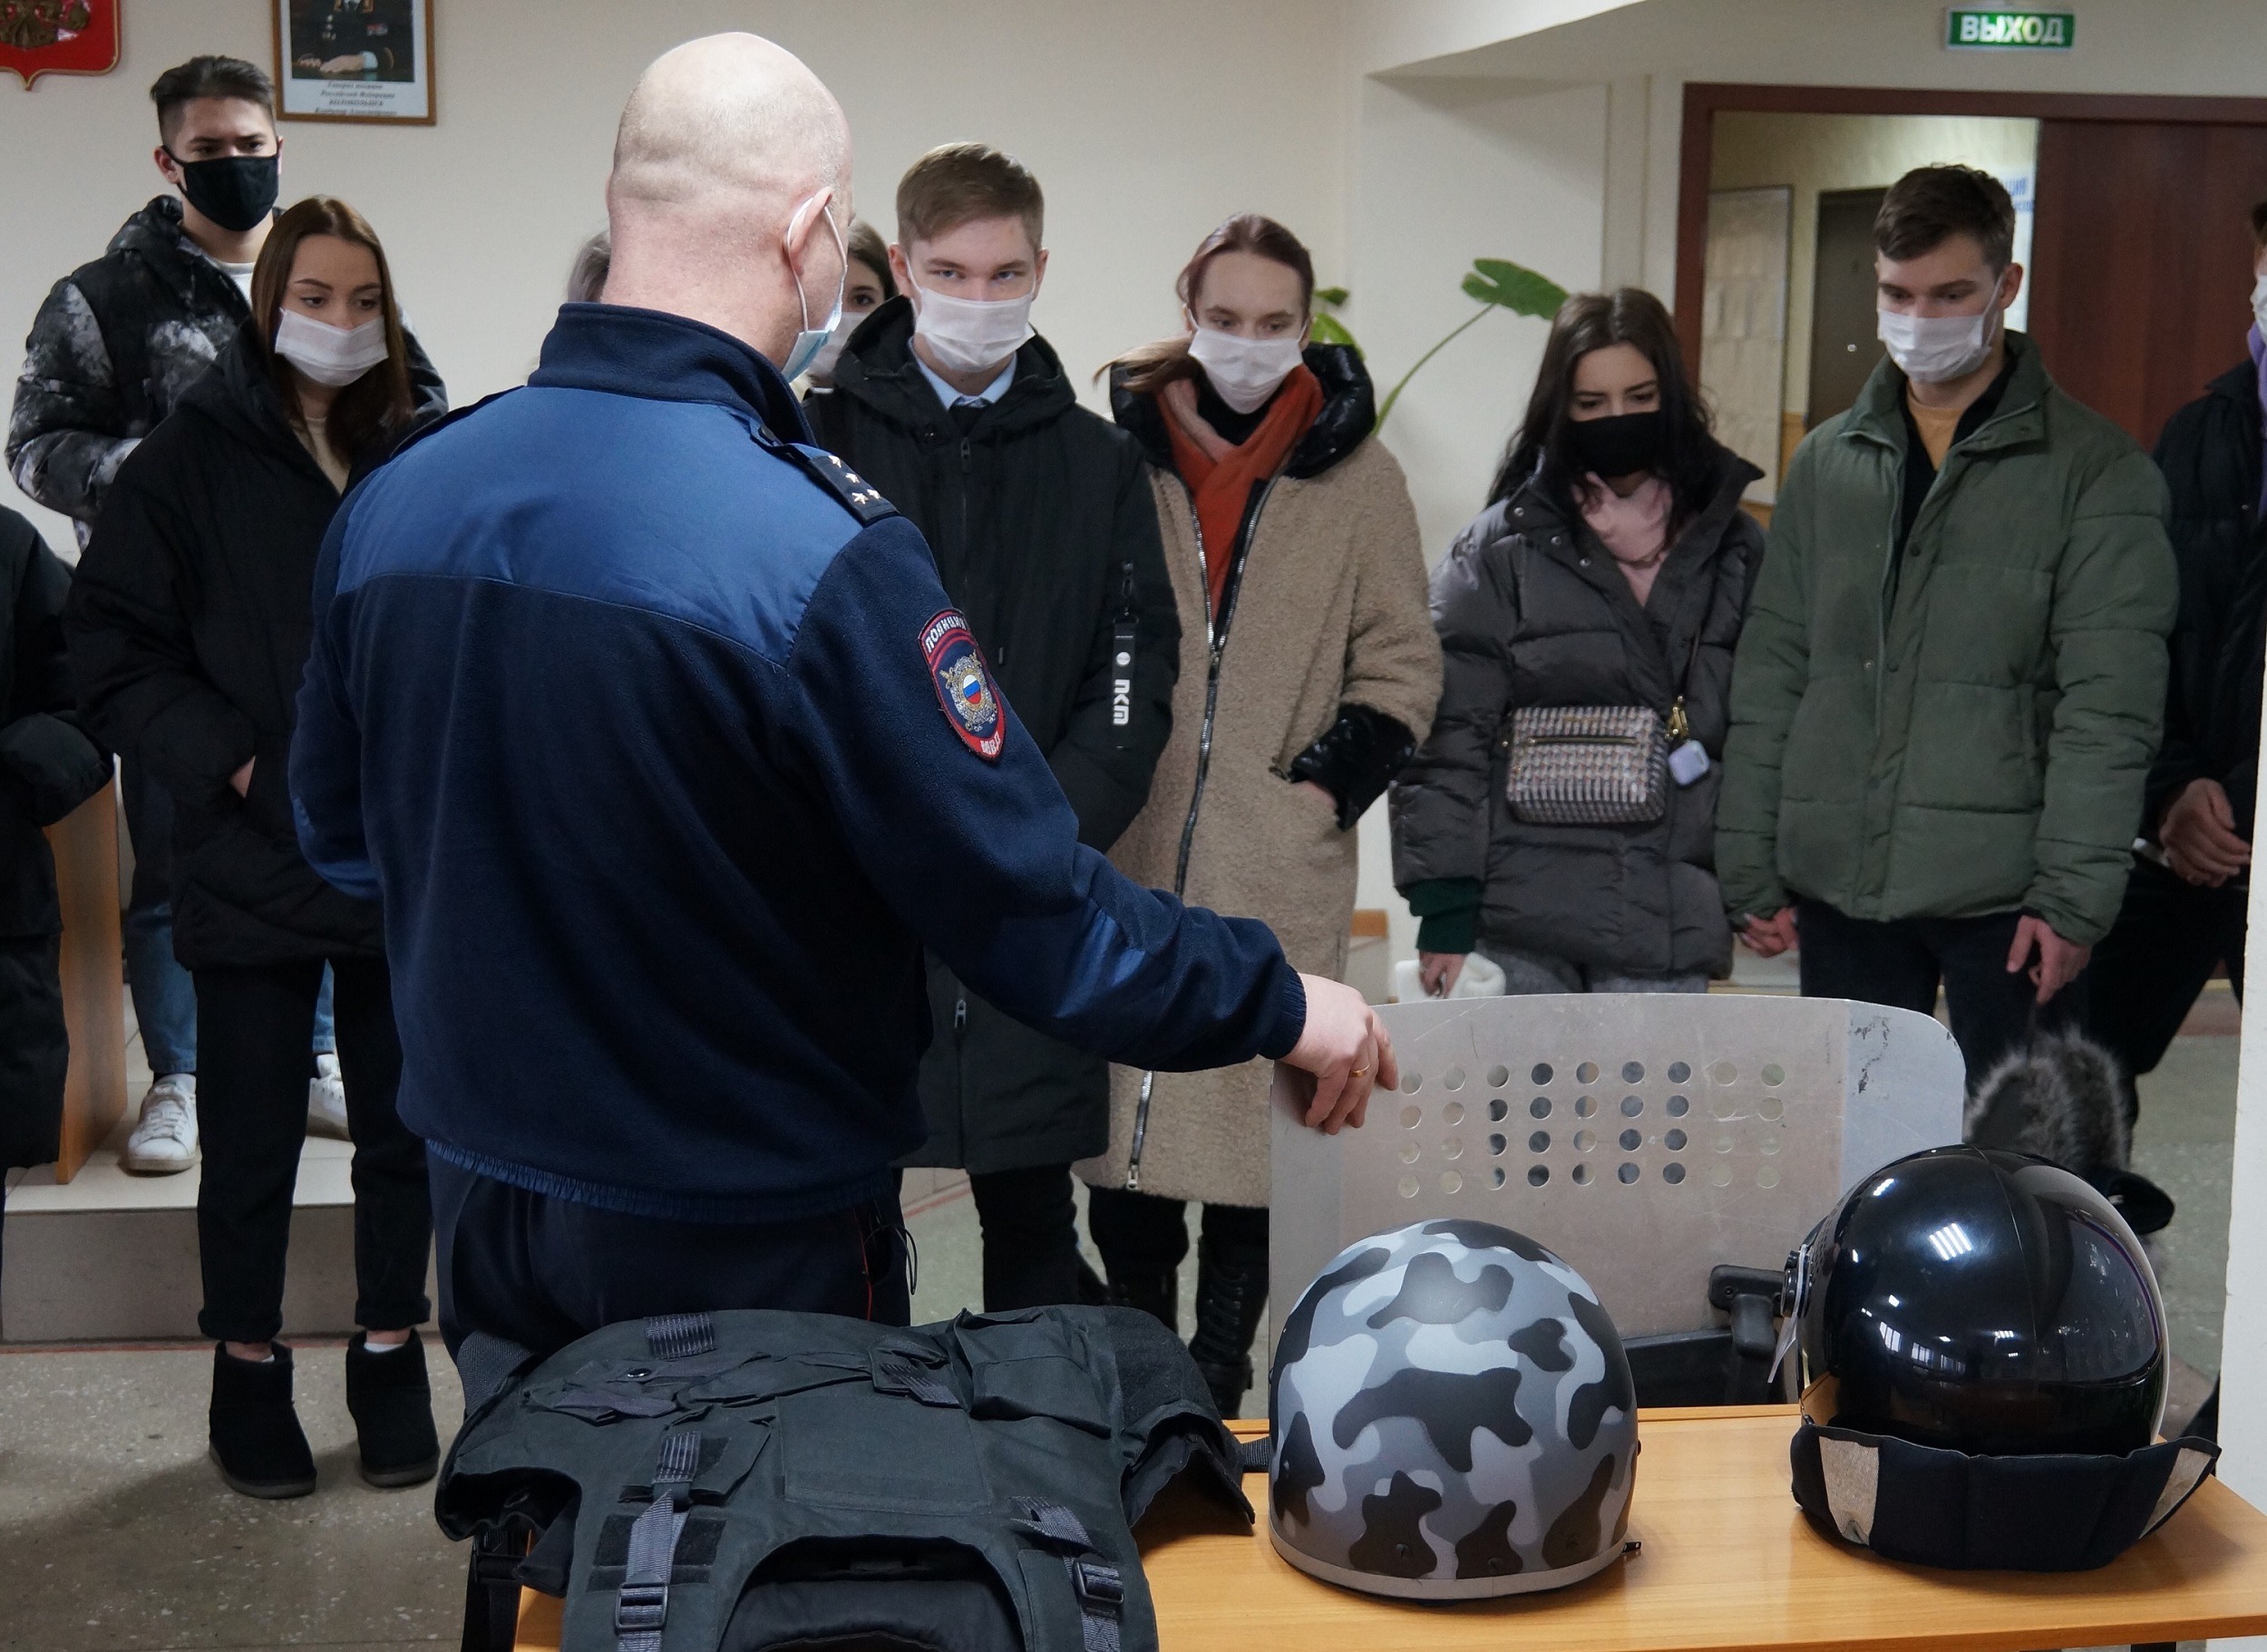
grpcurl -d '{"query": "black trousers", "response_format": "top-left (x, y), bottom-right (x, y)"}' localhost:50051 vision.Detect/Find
top-left (1795, 900), bottom-right (2087, 1089)
top-left (2086, 857), bottom-right (2247, 1099)
top-left (1086, 1185), bottom-right (1268, 1278)
top-left (194, 957), bottom-right (430, 1344)
top-left (967, 1163), bottom-right (1083, 1312)
top-left (431, 1157), bottom-right (911, 1362)
top-left (0, 932), bottom-right (66, 1171)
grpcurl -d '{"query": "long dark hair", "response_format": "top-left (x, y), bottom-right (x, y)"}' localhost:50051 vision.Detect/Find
top-left (1109, 212), bottom-right (1315, 396)
top-left (249, 195), bottom-right (414, 466)
top-left (1490, 287), bottom-right (1719, 520)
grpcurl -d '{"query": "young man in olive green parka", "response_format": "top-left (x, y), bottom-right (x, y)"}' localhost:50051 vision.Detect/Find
top-left (1717, 165), bottom-right (2176, 1086)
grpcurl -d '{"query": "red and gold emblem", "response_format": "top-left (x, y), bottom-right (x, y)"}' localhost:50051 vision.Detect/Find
top-left (0, 0), bottom-right (119, 87)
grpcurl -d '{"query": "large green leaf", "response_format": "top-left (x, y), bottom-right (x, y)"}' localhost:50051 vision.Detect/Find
top-left (1314, 285), bottom-right (1350, 308)
top-left (1309, 312), bottom-right (1361, 355)
top-left (1461, 258), bottom-right (1567, 320)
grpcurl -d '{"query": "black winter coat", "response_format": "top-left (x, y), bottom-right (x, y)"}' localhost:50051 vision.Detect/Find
top-left (805, 296), bottom-right (1180, 1173)
top-left (66, 325), bottom-right (435, 967)
top-left (2147, 358), bottom-right (2266, 834)
top-left (0, 508), bottom-right (110, 937)
top-left (1390, 452), bottom-right (1764, 977)
top-left (8, 195), bottom-right (447, 532)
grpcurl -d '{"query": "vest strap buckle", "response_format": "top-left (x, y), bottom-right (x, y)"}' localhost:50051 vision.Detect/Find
top-left (1071, 1558), bottom-right (1124, 1611)
top-left (614, 1580), bottom-right (669, 1634)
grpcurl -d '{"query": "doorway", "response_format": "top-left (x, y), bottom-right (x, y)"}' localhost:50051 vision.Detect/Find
top-left (1678, 86), bottom-right (2267, 454)
top-left (1806, 187), bottom-right (1886, 431)
top-left (1698, 108), bottom-right (2040, 499)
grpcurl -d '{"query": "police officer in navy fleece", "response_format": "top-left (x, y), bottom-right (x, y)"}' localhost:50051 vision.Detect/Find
top-left (289, 34), bottom-right (1396, 1359)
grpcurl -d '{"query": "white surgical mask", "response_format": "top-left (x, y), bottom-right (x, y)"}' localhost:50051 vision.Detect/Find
top-left (1186, 324), bottom-right (1306, 414)
top-left (273, 308), bottom-right (389, 388)
top-left (1876, 272), bottom-right (2008, 385)
top-left (910, 280), bottom-right (1035, 377)
top-left (782, 192), bottom-right (847, 382)
top-left (2250, 270), bottom-right (2267, 337)
top-left (804, 310), bottom-right (870, 385)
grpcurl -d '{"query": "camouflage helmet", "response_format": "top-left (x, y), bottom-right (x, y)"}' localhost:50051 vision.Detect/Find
top-left (1268, 1218), bottom-right (1639, 1599)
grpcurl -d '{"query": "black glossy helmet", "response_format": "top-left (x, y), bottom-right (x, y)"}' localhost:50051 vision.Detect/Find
top-left (1791, 1144), bottom-right (2164, 1455)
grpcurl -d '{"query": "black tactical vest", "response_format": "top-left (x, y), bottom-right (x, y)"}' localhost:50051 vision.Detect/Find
top-left (438, 1306), bottom-right (1249, 1652)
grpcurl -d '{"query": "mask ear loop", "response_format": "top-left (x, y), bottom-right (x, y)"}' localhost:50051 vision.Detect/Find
top-left (782, 189), bottom-right (844, 335)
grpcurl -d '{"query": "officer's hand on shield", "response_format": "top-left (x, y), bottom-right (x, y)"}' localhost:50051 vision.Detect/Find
top-left (1283, 974), bottom-right (1396, 1135)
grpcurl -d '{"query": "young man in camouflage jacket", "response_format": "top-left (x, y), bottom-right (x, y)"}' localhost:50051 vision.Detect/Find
top-left (8, 53), bottom-right (440, 1171)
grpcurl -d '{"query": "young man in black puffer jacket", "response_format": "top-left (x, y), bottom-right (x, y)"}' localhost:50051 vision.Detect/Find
top-left (2087, 199), bottom-right (2267, 1119)
top-left (804, 143), bottom-right (1180, 1314)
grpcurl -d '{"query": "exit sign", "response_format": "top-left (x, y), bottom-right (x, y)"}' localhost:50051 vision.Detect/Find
top-left (1947, 9), bottom-right (2076, 49)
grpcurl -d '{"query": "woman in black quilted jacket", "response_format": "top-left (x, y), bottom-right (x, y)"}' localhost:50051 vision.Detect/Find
top-left (1390, 287), bottom-right (1763, 998)
top-left (68, 195), bottom-right (444, 1501)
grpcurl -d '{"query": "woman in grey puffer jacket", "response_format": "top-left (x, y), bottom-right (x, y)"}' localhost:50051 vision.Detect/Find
top-left (1389, 288), bottom-right (1762, 996)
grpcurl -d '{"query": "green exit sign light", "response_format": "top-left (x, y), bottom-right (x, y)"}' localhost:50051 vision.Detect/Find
top-left (1947, 8), bottom-right (2076, 49)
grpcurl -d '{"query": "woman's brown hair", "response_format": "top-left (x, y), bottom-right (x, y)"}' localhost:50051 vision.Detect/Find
top-left (248, 195), bottom-right (414, 467)
top-left (1110, 213), bottom-right (1315, 396)
top-left (1491, 287), bottom-right (1720, 520)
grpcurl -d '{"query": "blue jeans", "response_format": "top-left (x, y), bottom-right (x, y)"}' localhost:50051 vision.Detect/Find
top-left (119, 764), bottom-right (336, 1079)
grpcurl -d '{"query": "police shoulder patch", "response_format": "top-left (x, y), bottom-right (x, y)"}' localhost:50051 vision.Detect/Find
top-left (921, 608), bottom-right (1005, 762)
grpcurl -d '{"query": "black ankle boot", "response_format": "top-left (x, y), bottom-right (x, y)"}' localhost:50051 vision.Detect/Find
top-left (208, 1343), bottom-right (317, 1499)
top-left (1188, 1234), bottom-right (1269, 1419)
top-left (1105, 1268), bottom-right (1179, 1333)
top-left (346, 1330), bottom-right (441, 1488)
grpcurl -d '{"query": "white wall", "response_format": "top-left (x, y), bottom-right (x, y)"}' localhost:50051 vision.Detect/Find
top-left (0, 0), bottom-right (1349, 553)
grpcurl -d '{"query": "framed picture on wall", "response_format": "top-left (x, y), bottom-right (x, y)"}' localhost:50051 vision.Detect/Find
top-left (273, 0), bottom-right (433, 125)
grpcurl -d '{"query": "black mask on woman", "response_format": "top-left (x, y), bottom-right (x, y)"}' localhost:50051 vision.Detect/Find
top-left (1564, 410), bottom-right (1664, 479)
top-left (167, 152), bottom-right (280, 235)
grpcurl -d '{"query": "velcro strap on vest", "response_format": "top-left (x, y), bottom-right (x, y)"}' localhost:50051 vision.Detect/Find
top-left (872, 1346), bottom-right (960, 1408)
top-left (645, 1313), bottom-right (718, 1360)
top-left (1018, 1498), bottom-right (1123, 1652)
top-left (1790, 1419), bottom-right (2221, 1571)
top-left (616, 1429), bottom-right (704, 1652)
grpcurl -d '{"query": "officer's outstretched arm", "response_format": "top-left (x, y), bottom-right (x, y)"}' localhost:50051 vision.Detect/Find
top-left (785, 515), bottom-right (1312, 1078)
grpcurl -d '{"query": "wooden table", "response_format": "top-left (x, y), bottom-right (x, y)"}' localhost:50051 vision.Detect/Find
top-left (514, 1405), bottom-right (2267, 1651)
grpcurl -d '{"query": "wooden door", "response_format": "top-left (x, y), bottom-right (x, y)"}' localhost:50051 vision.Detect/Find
top-left (1806, 187), bottom-right (1890, 432)
top-left (2029, 121), bottom-right (2267, 451)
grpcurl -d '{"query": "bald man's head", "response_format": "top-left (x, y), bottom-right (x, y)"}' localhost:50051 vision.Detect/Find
top-left (611, 33), bottom-right (847, 217)
top-left (603, 33), bottom-right (853, 363)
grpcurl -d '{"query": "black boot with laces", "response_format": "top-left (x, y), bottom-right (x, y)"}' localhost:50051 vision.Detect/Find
top-left (1188, 1232), bottom-right (1270, 1419)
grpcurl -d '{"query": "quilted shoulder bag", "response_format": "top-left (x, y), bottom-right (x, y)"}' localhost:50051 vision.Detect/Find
top-left (1502, 543), bottom-right (1705, 826)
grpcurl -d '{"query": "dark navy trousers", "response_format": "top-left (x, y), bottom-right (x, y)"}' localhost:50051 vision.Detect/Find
top-left (430, 1157), bottom-right (912, 1362)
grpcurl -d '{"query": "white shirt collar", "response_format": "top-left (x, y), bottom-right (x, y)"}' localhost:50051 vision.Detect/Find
top-left (917, 352), bottom-right (1017, 413)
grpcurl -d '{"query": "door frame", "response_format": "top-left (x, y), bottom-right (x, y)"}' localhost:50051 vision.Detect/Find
top-left (1673, 83), bottom-right (2267, 379)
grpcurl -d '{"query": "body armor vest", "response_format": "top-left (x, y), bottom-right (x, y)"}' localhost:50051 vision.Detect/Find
top-left (437, 1306), bottom-right (1248, 1652)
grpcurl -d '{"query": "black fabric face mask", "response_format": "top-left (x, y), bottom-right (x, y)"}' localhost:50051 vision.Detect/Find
top-left (1564, 410), bottom-right (1665, 479)
top-left (168, 152), bottom-right (280, 235)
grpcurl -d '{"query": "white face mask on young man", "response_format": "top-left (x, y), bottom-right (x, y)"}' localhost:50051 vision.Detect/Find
top-left (1186, 324), bottom-right (1305, 414)
top-left (2250, 270), bottom-right (2267, 337)
top-left (1876, 269), bottom-right (2009, 385)
top-left (910, 281), bottom-right (1035, 377)
top-left (273, 308), bottom-right (389, 388)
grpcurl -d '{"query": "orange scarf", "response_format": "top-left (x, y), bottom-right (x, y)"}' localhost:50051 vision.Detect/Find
top-left (1159, 364), bottom-right (1324, 614)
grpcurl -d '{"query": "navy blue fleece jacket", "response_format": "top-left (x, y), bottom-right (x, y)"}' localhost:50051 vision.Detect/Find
top-left (291, 305), bottom-right (1304, 1220)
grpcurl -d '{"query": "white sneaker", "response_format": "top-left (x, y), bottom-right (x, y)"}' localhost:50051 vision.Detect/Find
top-left (121, 1074), bottom-right (199, 1173)
top-left (306, 1052), bottom-right (350, 1141)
